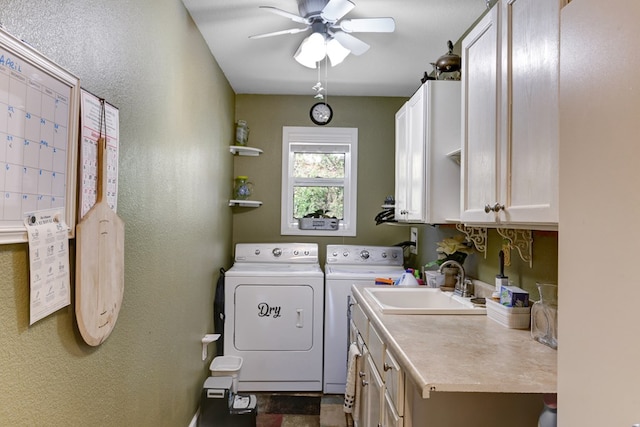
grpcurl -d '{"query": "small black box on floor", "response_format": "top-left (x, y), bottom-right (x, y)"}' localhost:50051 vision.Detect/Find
top-left (198, 376), bottom-right (257, 427)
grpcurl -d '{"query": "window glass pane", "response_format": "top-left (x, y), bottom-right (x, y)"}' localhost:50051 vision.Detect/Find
top-left (293, 186), bottom-right (344, 219)
top-left (293, 153), bottom-right (345, 178)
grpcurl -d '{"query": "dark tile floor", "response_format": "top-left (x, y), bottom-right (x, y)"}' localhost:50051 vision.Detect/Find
top-left (255, 393), bottom-right (347, 427)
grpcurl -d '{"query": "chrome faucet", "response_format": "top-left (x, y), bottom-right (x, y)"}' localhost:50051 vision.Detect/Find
top-left (437, 260), bottom-right (470, 297)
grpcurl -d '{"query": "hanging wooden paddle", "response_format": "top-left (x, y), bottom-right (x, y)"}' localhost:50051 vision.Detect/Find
top-left (76, 100), bottom-right (125, 346)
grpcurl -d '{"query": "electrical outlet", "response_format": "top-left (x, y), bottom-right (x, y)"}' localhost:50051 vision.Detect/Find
top-left (410, 227), bottom-right (418, 255)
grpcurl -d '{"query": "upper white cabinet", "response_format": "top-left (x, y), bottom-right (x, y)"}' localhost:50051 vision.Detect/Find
top-left (461, 0), bottom-right (563, 228)
top-left (395, 81), bottom-right (461, 224)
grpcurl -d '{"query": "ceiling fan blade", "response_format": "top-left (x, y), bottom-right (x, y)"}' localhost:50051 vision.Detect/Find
top-left (338, 17), bottom-right (396, 33)
top-left (332, 31), bottom-right (370, 56)
top-left (259, 6), bottom-right (309, 25)
top-left (321, 0), bottom-right (355, 22)
top-left (249, 27), bottom-right (310, 39)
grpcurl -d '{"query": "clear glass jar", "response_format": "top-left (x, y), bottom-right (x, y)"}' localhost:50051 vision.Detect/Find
top-left (531, 283), bottom-right (558, 349)
top-left (235, 120), bottom-right (249, 146)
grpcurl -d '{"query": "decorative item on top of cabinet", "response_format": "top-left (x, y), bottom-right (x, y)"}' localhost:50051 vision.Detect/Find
top-left (460, 0), bottom-right (564, 229)
top-left (395, 80), bottom-right (461, 224)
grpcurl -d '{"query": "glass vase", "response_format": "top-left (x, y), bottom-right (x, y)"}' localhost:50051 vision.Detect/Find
top-left (531, 283), bottom-right (558, 349)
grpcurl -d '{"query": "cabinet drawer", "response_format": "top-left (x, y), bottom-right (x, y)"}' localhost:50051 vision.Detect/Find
top-left (368, 323), bottom-right (385, 378)
top-left (383, 391), bottom-right (403, 427)
top-left (352, 302), bottom-right (369, 345)
top-left (384, 349), bottom-right (404, 416)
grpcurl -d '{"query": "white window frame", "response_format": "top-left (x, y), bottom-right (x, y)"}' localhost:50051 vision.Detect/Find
top-left (281, 126), bottom-right (358, 236)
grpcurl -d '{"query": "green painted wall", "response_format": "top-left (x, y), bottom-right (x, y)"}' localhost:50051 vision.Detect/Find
top-left (0, 1), bottom-right (235, 425)
top-left (233, 94), bottom-right (413, 264)
top-left (414, 225), bottom-right (558, 297)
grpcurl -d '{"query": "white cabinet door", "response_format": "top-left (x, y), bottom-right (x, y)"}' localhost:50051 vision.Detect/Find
top-left (396, 81), bottom-right (461, 223)
top-left (354, 344), bottom-right (369, 427)
top-left (461, 0), bottom-right (561, 227)
top-left (394, 102), bottom-right (410, 221)
top-left (365, 353), bottom-right (384, 427)
top-left (498, 0), bottom-right (561, 224)
top-left (395, 86), bottom-right (426, 222)
top-left (461, 5), bottom-right (500, 223)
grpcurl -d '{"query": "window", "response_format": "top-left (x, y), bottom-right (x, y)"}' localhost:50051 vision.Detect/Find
top-left (281, 127), bottom-right (358, 236)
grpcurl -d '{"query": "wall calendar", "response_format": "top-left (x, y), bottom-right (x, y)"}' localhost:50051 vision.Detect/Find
top-left (0, 27), bottom-right (79, 244)
top-left (79, 89), bottom-right (119, 220)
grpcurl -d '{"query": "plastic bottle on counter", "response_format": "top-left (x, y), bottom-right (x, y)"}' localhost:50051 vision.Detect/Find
top-left (395, 269), bottom-right (419, 287)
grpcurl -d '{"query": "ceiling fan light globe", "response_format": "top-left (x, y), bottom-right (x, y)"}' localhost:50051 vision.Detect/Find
top-left (327, 38), bottom-right (350, 66)
top-left (294, 48), bottom-right (319, 68)
top-left (294, 32), bottom-right (327, 68)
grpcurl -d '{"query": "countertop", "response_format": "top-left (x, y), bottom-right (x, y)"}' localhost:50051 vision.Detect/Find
top-left (351, 284), bottom-right (557, 399)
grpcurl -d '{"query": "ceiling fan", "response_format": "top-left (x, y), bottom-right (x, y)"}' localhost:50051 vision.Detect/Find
top-left (249, 0), bottom-right (395, 68)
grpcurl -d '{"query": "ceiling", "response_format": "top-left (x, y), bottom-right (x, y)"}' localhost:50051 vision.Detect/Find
top-left (182, 0), bottom-right (488, 98)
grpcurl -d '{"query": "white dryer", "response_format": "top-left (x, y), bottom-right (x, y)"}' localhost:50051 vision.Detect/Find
top-left (323, 245), bottom-right (405, 394)
top-left (224, 243), bottom-right (324, 392)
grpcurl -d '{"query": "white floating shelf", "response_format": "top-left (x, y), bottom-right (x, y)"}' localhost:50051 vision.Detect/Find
top-left (229, 199), bottom-right (262, 207)
top-left (229, 146), bottom-right (263, 156)
top-left (446, 148), bottom-right (461, 165)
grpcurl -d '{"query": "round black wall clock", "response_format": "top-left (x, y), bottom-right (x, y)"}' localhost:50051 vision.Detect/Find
top-left (310, 102), bottom-right (333, 125)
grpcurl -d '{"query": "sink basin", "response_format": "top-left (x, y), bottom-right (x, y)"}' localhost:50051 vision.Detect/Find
top-left (365, 287), bottom-right (487, 315)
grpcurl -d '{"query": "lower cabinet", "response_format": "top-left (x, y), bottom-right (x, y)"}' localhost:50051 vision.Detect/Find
top-left (364, 353), bottom-right (383, 427)
top-left (352, 301), bottom-right (404, 427)
top-left (352, 296), bottom-right (545, 427)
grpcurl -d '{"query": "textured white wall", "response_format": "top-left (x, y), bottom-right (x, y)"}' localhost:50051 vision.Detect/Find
top-left (0, 1), bottom-right (235, 425)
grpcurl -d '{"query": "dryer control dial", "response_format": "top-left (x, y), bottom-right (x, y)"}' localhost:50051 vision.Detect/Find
top-left (272, 248), bottom-right (282, 257)
top-left (360, 250), bottom-right (370, 260)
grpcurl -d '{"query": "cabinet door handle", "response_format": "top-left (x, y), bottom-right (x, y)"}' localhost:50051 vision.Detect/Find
top-left (359, 371), bottom-right (366, 378)
top-left (383, 362), bottom-right (392, 371)
top-left (484, 202), bottom-right (505, 213)
top-left (361, 379), bottom-right (369, 387)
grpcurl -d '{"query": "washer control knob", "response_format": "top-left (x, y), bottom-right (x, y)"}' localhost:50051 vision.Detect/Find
top-left (343, 251), bottom-right (349, 258)
top-left (381, 252), bottom-right (387, 258)
top-left (254, 249), bottom-right (261, 255)
top-left (272, 248), bottom-right (282, 257)
top-left (293, 250), bottom-right (299, 256)
top-left (304, 250), bottom-right (310, 256)
top-left (360, 250), bottom-right (370, 260)
top-left (332, 251), bottom-right (338, 257)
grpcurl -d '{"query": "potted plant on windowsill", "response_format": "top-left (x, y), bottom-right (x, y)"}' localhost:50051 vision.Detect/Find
top-left (298, 209), bottom-right (339, 230)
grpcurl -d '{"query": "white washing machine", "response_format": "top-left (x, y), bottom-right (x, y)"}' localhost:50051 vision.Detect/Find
top-left (323, 245), bottom-right (405, 394)
top-left (224, 243), bottom-right (324, 392)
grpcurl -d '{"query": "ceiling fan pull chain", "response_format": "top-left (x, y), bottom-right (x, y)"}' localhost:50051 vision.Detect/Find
top-left (324, 55), bottom-right (329, 104)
